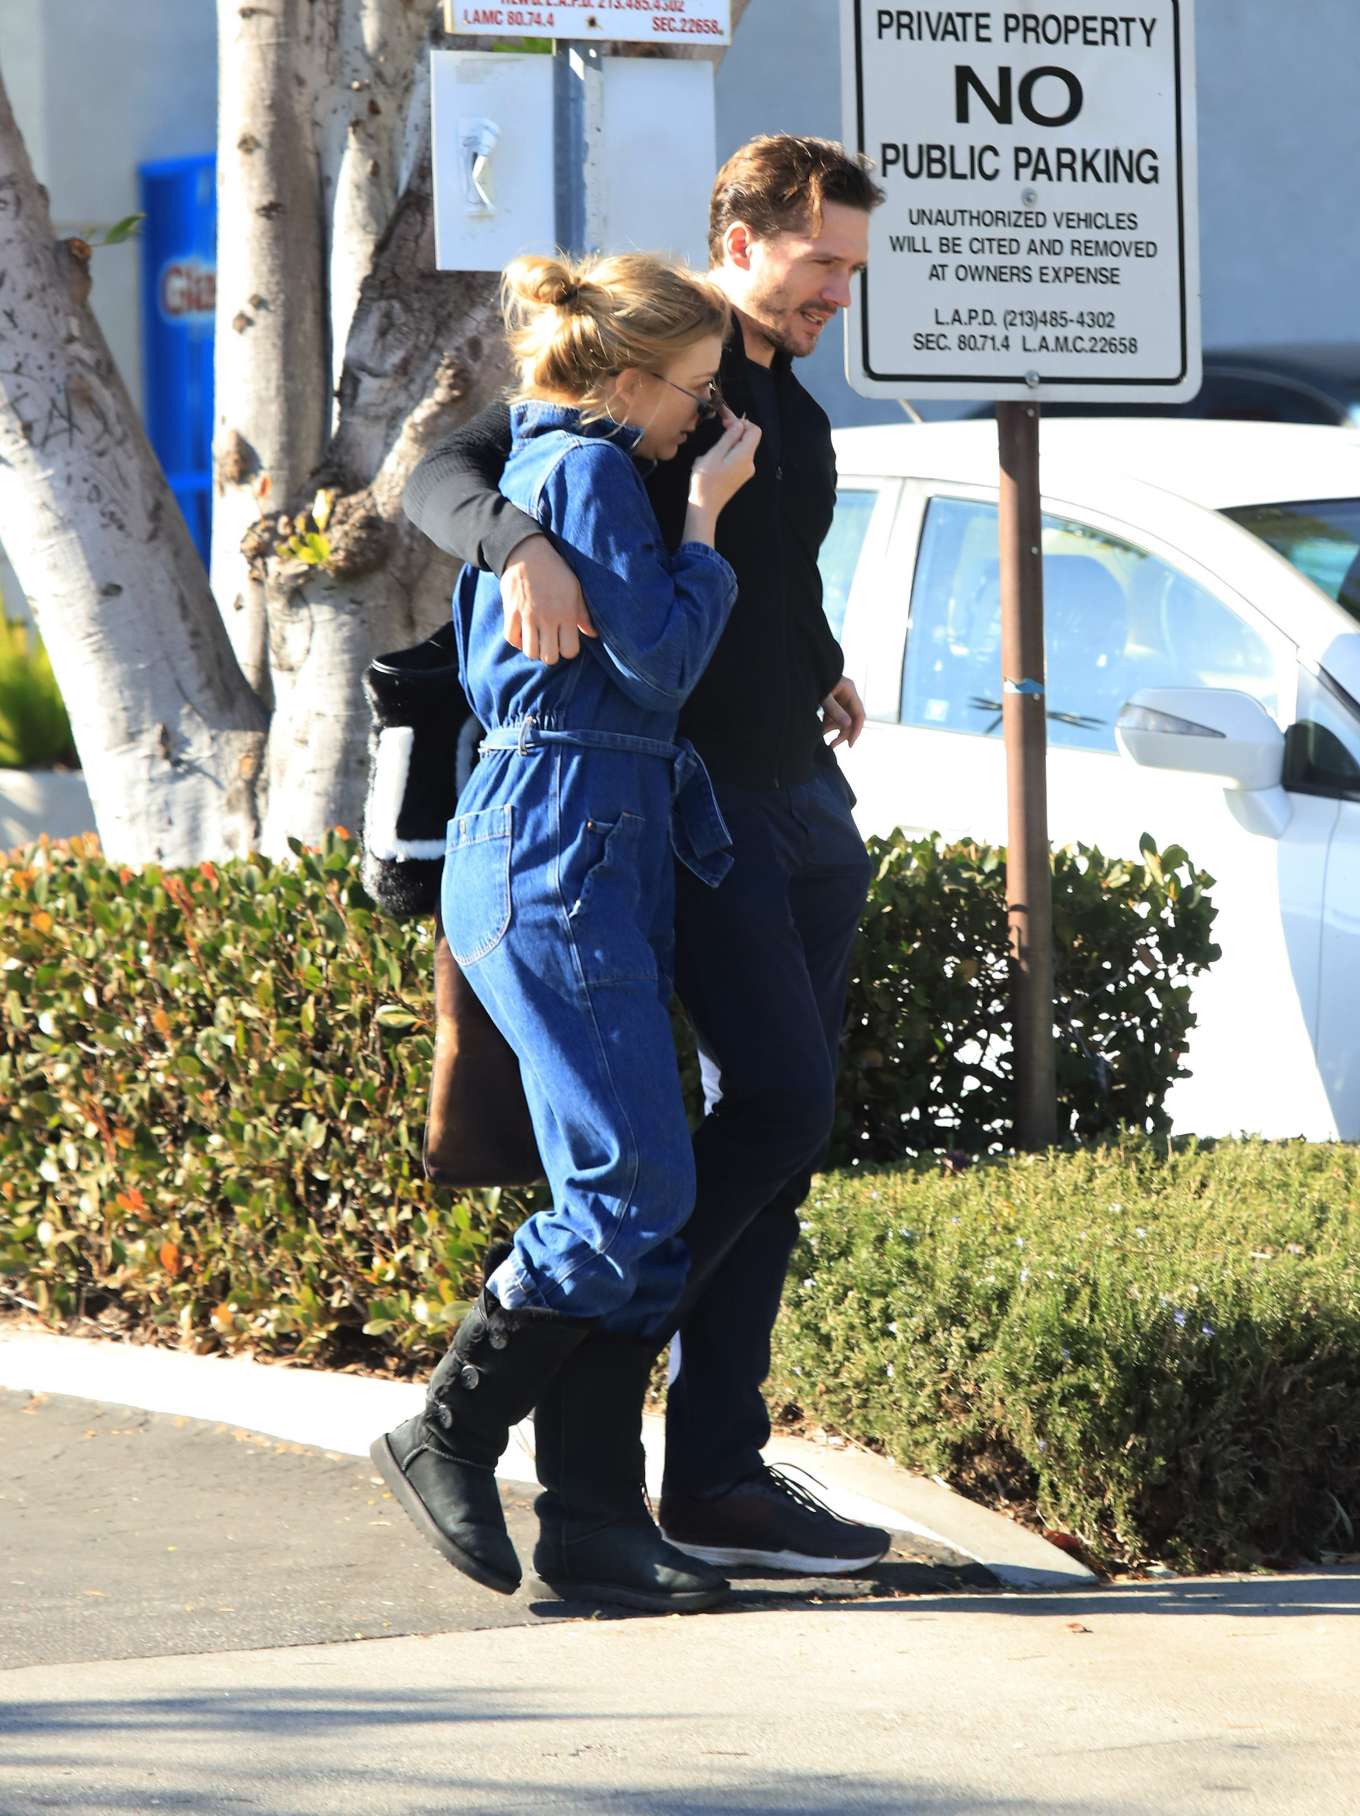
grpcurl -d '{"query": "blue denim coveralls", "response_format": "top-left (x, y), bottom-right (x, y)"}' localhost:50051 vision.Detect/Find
top-left (443, 403), bottom-right (738, 1337)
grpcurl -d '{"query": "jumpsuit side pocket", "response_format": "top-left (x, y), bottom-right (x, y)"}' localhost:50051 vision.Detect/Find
top-left (568, 812), bottom-right (645, 925)
top-left (565, 811), bottom-right (656, 988)
top-left (444, 804), bottom-right (513, 967)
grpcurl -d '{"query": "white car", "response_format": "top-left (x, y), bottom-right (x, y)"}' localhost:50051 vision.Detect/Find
top-left (825, 419), bottom-right (1360, 1142)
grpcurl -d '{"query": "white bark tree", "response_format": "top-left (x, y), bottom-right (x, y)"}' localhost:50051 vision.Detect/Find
top-left (0, 1), bottom-right (750, 866)
top-left (0, 81), bottom-right (266, 863)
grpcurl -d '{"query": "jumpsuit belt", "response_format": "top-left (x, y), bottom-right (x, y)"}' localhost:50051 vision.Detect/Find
top-left (477, 722), bottom-right (733, 887)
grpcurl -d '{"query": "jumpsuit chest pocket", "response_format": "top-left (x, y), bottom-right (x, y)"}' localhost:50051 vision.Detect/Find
top-left (444, 805), bottom-right (512, 966)
top-left (565, 811), bottom-right (656, 987)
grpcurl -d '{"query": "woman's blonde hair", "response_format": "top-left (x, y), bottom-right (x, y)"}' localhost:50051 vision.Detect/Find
top-left (501, 252), bottom-right (730, 422)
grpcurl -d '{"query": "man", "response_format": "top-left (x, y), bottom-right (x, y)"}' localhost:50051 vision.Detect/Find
top-left (405, 135), bottom-right (889, 1592)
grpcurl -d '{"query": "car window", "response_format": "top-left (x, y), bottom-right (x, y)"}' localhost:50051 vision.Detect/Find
top-left (900, 496), bottom-right (1285, 753)
top-left (1194, 373), bottom-right (1340, 426)
top-left (1286, 667), bottom-right (1360, 801)
top-left (1224, 497), bottom-right (1360, 621)
top-left (818, 487), bottom-right (880, 640)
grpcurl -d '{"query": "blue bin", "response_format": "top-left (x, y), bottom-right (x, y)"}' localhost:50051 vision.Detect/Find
top-left (139, 154), bottom-right (216, 562)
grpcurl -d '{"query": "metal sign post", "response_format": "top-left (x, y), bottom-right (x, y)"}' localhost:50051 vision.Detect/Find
top-left (997, 399), bottom-right (1056, 1147)
top-left (841, 0), bottom-right (1200, 1149)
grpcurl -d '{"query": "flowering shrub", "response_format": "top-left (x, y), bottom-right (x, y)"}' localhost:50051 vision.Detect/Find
top-left (0, 832), bottom-right (530, 1359)
top-left (770, 1136), bottom-right (1360, 1572)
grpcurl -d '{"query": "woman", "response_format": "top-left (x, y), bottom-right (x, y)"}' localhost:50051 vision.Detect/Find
top-left (373, 253), bottom-right (759, 1612)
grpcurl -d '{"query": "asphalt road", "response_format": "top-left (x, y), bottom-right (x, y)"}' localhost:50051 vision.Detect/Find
top-left (1, 1389), bottom-right (991, 1671)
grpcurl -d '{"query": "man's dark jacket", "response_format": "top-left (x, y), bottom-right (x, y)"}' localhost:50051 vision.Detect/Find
top-left (403, 324), bottom-right (845, 790)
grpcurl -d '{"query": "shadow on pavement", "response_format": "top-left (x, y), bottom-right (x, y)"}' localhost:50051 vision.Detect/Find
top-left (783, 1571), bottom-right (1360, 1622)
top-left (0, 1687), bottom-right (1155, 1815)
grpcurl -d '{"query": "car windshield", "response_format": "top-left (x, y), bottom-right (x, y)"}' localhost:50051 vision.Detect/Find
top-left (1223, 497), bottom-right (1360, 621)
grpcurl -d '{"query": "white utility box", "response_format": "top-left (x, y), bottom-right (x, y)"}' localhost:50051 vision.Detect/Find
top-left (588, 58), bottom-right (715, 267)
top-left (432, 51), bottom-right (556, 274)
top-left (432, 50), bottom-right (716, 273)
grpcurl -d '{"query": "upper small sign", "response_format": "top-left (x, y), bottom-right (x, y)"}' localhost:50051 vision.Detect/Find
top-left (842, 0), bottom-right (1200, 401)
top-left (447, 1), bottom-right (731, 46)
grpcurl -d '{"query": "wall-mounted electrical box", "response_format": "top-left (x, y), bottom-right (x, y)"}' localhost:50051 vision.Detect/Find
top-left (431, 51), bottom-right (556, 273)
top-left (590, 58), bottom-right (714, 267)
top-left (432, 50), bottom-right (716, 274)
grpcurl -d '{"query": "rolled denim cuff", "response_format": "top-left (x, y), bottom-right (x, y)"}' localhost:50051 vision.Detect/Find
top-left (486, 1255), bottom-right (538, 1312)
top-left (675, 540), bottom-right (739, 609)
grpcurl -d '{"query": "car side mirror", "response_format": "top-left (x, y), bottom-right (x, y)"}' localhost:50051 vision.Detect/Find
top-left (1116, 687), bottom-right (1285, 790)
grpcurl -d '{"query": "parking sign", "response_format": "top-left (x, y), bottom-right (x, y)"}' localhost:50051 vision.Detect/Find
top-left (842, 1), bottom-right (1200, 400)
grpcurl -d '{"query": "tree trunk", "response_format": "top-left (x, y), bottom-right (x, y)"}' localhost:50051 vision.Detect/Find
top-left (210, 0), bottom-right (334, 700)
top-left (254, 71), bottom-right (510, 851)
top-left (319, 0), bottom-right (430, 413)
top-left (0, 64), bottom-right (266, 867)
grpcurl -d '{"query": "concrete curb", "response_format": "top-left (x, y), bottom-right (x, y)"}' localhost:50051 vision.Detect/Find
top-left (0, 1327), bottom-right (1093, 1590)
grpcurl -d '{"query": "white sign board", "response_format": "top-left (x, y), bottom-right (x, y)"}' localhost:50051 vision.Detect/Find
top-left (842, 0), bottom-right (1199, 401)
top-left (447, 0), bottom-right (731, 46)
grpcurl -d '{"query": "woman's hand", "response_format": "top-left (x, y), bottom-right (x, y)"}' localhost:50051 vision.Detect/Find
top-left (685, 412), bottom-right (762, 545)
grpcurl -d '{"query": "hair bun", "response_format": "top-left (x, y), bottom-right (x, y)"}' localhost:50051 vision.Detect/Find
top-left (502, 256), bottom-right (586, 316)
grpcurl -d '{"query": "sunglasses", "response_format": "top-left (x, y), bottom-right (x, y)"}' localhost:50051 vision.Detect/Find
top-left (656, 375), bottom-right (725, 423)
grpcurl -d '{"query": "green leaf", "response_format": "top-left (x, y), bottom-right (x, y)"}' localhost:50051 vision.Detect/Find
top-left (99, 212), bottom-right (145, 246)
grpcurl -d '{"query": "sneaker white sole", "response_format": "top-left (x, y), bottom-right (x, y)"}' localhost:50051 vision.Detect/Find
top-left (662, 1536), bottom-right (889, 1575)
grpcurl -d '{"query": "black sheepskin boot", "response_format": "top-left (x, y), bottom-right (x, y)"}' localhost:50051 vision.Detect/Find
top-left (371, 1288), bottom-right (596, 1595)
top-left (533, 1332), bottom-right (731, 1613)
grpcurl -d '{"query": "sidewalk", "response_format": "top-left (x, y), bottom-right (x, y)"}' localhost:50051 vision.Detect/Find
top-left (6, 1330), bottom-right (1358, 1814)
top-left (0, 1326), bottom-right (1089, 1590)
top-left (6, 1571), bottom-right (1359, 1814)
top-left (0, 1388), bottom-right (984, 1673)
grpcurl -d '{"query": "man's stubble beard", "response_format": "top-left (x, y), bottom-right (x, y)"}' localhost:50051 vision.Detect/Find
top-left (742, 287), bottom-right (818, 361)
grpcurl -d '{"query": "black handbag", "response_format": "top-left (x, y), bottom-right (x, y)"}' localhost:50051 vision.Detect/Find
top-left (360, 627), bottom-right (543, 1187)
top-left (360, 623), bottom-right (472, 921)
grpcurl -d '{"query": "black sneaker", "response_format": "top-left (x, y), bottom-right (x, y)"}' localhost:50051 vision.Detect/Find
top-left (659, 1465), bottom-right (891, 1575)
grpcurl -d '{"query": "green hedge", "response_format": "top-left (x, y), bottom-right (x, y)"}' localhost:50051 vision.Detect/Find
top-left (0, 832), bottom-right (499, 1356)
top-left (832, 829), bottom-right (1218, 1163)
top-left (771, 1138), bottom-right (1360, 1572)
top-left (0, 616), bottom-right (77, 771)
top-left (2, 826), bottom-right (1212, 1356)
top-left (7, 828), bottom-right (1308, 1573)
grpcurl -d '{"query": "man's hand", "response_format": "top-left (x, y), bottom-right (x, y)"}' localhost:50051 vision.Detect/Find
top-left (502, 534), bottom-right (596, 664)
top-left (820, 676), bottom-right (866, 749)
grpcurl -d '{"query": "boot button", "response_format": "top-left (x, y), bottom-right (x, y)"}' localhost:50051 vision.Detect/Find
top-left (460, 1363), bottom-right (480, 1389)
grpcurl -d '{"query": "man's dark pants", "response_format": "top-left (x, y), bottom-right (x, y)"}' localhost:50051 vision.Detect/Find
top-left (663, 766), bottom-right (874, 1498)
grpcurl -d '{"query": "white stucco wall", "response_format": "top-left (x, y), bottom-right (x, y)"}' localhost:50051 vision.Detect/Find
top-left (716, 0), bottom-right (1360, 426)
top-left (0, 0), bottom-right (216, 619)
top-left (0, 0), bottom-right (217, 401)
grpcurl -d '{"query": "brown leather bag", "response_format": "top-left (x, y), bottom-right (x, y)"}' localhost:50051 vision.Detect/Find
top-left (423, 911), bottom-right (543, 1189)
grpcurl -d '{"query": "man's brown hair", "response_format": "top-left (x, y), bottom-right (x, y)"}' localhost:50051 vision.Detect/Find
top-left (708, 134), bottom-right (885, 264)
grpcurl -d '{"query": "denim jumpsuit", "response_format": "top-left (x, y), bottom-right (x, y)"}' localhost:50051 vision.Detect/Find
top-left (443, 403), bottom-right (738, 1338)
